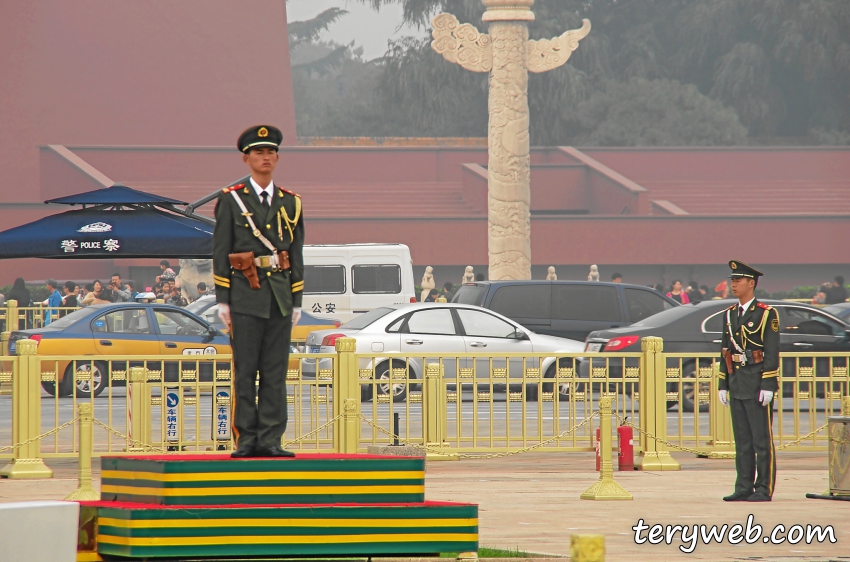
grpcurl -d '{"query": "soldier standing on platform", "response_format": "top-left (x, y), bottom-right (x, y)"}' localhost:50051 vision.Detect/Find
top-left (718, 260), bottom-right (779, 502)
top-left (214, 125), bottom-right (304, 458)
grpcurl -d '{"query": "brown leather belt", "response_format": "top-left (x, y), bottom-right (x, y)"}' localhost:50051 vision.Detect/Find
top-left (723, 348), bottom-right (763, 370)
top-left (732, 351), bottom-right (764, 365)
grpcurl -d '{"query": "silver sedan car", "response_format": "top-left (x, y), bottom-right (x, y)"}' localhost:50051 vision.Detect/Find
top-left (303, 303), bottom-right (584, 402)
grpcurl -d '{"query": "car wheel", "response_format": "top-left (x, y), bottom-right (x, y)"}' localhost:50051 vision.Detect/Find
top-left (525, 381), bottom-right (539, 402)
top-left (362, 360), bottom-right (409, 403)
top-left (679, 361), bottom-right (709, 413)
top-left (40, 380), bottom-right (58, 396)
top-left (39, 362), bottom-right (73, 396)
top-left (540, 362), bottom-right (580, 402)
top-left (43, 364), bottom-right (78, 397)
top-left (73, 361), bottom-right (108, 397)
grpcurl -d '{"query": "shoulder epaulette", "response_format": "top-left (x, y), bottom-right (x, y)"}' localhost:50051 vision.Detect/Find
top-left (727, 304), bottom-right (737, 310)
top-left (278, 186), bottom-right (301, 198)
top-left (757, 302), bottom-right (771, 310)
top-left (222, 183), bottom-right (245, 193)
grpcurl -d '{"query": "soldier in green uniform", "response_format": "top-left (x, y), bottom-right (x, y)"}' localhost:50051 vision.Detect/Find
top-left (214, 125), bottom-right (304, 458)
top-left (718, 260), bottom-right (779, 502)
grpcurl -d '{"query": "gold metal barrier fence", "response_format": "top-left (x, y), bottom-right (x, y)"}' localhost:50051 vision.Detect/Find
top-left (656, 350), bottom-right (850, 457)
top-left (351, 350), bottom-right (641, 455)
top-left (0, 300), bottom-right (79, 333)
top-left (1, 335), bottom-right (848, 472)
top-left (0, 341), bottom-right (339, 462)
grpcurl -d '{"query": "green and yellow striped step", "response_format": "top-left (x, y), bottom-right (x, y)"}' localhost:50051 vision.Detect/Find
top-left (84, 501), bottom-right (478, 559)
top-left (100, 453), bottom-right (425, 506)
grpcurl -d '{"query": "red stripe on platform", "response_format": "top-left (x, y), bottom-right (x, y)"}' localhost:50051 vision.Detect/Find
top-left (77, 500), bottom-right (474, 509)
top-left (101, 453), bottom-right (423, 462)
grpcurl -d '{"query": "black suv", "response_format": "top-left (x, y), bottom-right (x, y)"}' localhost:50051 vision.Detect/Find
top-left (451, 281), bottom-right (678, 341)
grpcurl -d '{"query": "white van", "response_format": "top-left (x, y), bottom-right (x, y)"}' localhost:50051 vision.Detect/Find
top-left (301, 244), bottom-right (416, 324)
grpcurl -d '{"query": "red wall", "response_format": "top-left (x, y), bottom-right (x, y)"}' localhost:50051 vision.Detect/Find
top-left (302, 214), bottom-right (850, 266)
top-left (0, 1), bottom-right (297, 204)
top-left (584, 147), bottom-right (850, 183)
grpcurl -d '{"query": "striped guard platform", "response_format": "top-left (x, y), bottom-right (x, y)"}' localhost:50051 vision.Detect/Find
top-left (100, 453), bottom-right (425, 505)
top-left (83, 500), bottom-right (479, 558)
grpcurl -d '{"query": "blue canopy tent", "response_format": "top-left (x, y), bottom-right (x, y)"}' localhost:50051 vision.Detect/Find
top-left (0, 184), bottom-right (218, 259)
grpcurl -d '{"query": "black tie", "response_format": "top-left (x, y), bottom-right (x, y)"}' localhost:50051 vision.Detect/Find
top-left (260, 191), bottom-right (270, 209)
top-left (739, 306), bottom-right (745, 320)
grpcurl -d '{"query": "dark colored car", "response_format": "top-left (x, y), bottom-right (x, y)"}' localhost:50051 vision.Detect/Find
top-left (451, 281), bottom-right (678, 341)
top-left (582, 299), bottom-right (850, 411)
top-left (824, 302), bottom-right (850, 322)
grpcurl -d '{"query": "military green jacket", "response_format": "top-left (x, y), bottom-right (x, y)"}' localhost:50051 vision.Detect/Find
top-left (719, 299), bottom-right (780, 398)
top-left (213, 181), bottom-right (304, 318)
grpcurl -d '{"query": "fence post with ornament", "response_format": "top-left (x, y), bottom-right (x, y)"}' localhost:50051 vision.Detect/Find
top-left (334, 338), bottom-right (360, 454)
top-left (701, 362), bottom-right (735, 459)
top-left (0, 339), bottom-right (53, 478)
top-left (635, 336), bottom-right (680, 471)
top-left (127, 366), bottom-right (149, 451)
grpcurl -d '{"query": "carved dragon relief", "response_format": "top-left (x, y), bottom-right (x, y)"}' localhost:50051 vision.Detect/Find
top-left (526, 18), bottom-right (591, 73)
top-left (430, 7), bottom-right (591, 280)
top-left (431, 13), bottom-right (492, 73)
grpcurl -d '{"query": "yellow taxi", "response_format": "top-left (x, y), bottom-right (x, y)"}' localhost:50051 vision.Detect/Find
top-left (9, 303), bottom-right (231, 397)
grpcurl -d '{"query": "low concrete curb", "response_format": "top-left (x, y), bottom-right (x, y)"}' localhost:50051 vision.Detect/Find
top-left (366, 445), bottom-right (425, 457)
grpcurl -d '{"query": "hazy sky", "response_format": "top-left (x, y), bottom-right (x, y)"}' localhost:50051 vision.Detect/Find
top-left (286, 0), bottom-right (424, 60)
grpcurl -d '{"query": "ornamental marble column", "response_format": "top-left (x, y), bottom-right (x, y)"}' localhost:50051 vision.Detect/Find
top-left (432, 0), bottom-right (590, 280)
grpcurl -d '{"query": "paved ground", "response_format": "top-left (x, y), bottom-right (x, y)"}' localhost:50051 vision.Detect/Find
top-left (1, 451), bottom-right (848, 561)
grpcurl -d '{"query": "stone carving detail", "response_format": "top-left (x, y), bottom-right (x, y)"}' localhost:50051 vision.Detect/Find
top-left (487, 22), bottom-right (531, 280)
top-left (420, 266), bottom-right (435, 302)
top-left (462, 266), bottom-right (475, 284)
top-left (527, 19), bottom-right (591, 73)
top-left (431, 14), bottom-right (492, 73)
top-left (588, 264), bottom-right (599, 282)
top-left (177, 258), bottom-right (213, 301)
top-left (546, 266), bottom-right (557, 280)
top-left (431, 3), bottom-right (590, 280)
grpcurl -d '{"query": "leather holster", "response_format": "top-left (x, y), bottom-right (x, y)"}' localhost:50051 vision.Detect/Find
top-left (229, 251), bottom-right (260, 290)
top-left (722, 348), bottom-right (734, 374)
top-left (278, 250), bottom-right (290, 271)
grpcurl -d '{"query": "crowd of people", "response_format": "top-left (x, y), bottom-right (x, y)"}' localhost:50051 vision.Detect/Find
top-left (0, 260), bottom-right (217, 326)
top-left (812, 276), bottom-right (847, 305)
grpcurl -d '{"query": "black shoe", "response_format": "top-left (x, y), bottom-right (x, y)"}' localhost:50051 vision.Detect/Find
top-left (723, 491), bottom-right (753, 502)
top-left (230, 445), bottom-right (256, 458)
top-left (257, 446), bottom-right (296, 458)
top-left (748, 492), bottom-right (772, 502)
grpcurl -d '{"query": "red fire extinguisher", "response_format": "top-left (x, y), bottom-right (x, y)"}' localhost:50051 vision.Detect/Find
top-left (594, 427), bottom-right (601, 471)
top-left (618, 422), bottom-right (634, 471)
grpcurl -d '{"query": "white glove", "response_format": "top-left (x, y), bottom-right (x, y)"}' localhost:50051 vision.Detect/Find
top-left (217, 303), bottom-right (231, 326)
top-left (718, 389), bottom-right (729, 407)
top-left (759, 390), bottom-right (773, 407)
top-left (292, 307), bottom-right (302, 326)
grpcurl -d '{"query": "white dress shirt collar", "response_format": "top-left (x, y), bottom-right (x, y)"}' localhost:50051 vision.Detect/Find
top-left (738, 297), bottom-right (755, 314)
top-left (249, 177), bottom-right (274, 201)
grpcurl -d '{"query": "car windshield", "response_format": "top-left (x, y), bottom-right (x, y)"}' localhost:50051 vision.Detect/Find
top-left (339, 307), bottom-right (395, 330)
top-left (452, 285), bottom-right (486, 306)
top-left (629, 304), bottom-right (707, 328)
top-left (38, 307), bottom-right (96, 329)
top-left (186, 298), bottom-right (215, 315)
top-left (823, 304), bottom-right (849, 317)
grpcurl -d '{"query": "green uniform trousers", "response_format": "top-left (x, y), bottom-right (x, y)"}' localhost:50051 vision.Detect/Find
top-left (730, 396), bottom-right (776, 497)
top-left (231, 302), bottom-right (292, 450)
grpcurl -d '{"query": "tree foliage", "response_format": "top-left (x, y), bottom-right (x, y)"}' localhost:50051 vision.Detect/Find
top-left (574, 78), bottom-right (748, 146)
top-left (290, 0), bottom-right (850, 145)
